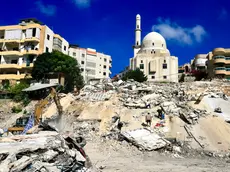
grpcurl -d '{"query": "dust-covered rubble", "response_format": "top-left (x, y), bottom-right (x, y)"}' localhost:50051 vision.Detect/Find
top-left (0, 128), bottom-right (93, 172)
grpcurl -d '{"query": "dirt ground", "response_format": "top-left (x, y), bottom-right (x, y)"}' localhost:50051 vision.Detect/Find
top-left (85, 139), bottom-right (230, 172)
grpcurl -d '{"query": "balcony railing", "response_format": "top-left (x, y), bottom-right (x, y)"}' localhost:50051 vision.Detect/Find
top-left (213, 55), bottom-right (225, 59)
top-left (215, 67), bottom-right (225, 70)
top-left (226, 68), bottom-right (230, 71)
top-left (225, 57), bottom-right (230, 60)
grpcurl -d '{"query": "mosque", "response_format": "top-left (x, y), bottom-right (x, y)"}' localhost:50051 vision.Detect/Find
top-left (129, 14), bottom-right (178, 82)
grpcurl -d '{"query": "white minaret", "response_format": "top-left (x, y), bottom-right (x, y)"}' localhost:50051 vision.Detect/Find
top-left (133, 14), bottom-right (141, 57)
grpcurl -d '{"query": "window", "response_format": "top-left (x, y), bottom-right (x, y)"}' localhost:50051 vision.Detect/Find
top-left (163, 76), bottom-right (167, 79)
top-left (103, 65), bottom-right (106, 69)
top-left (152, 42), bottom-right (154, 46)
top-left (141, 60), bottom-right (143, 63)
top-left (162, 44), bottom-right (164, 47)
top-left (73, 52), bottom-right (76, 56)
top-left (140, 64), bottom-right (144, 69)
top-left (100, 64), bottom-right (101, 66)
top-left (32, 28), bottom-right (36, 37)
top-left (163, 63), bottom-right (167, 69)
top-left (103, 72), bottom-right (106, 76)
top-left (64, 46), bottom-right (66, 51)
top-left (82, 54), bottom-right (85, 57)
top-left (47, 34), bottom-right (50, 40)
top-left (151, 76), bottom-right (155, 79)
top-left (164, 60), bottom-right (166, 63)
top-left (104, 58), bottom-right (107, 62)
top-left (46, 47), bottom-right (49, 53)
top-left (81, 68), bottom-right (84, 72)
top-left (137, 25), bottom-right (139, 29)
top-left (81, 61), bottom-right (84, 65)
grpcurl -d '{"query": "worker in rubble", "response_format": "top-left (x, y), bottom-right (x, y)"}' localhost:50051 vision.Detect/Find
top-left (145, 100), bottom-right (151, 109)
top-left (0, 128), bottom-right (4, 137)
top-left (145, 113), bottom-right (152, 126)
top-left (117, 117), bottom-right (123, 131)
top-left (157, 108), bottom-right (163, 119)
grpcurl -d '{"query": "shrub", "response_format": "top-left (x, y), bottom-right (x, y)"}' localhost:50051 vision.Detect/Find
top-left (12, 106), bottom-right (22, 113)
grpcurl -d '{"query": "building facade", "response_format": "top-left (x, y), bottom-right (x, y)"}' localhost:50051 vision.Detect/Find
top-left (192, 54), bottom-right (207, 72)
top-left (68, 45), bottom-right (112, 82)
top-left (209, 48), bottom-right (230, 80)
top-left (0, 19), bottom-right (112, 85)
top-left (0, 19), bottom-right (69, 85)
top-left (130, 14), bottom-right (178, 82)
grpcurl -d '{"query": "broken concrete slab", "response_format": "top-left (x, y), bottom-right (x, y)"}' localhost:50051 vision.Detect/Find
top-left (121, 128), bottom-right (169, 151)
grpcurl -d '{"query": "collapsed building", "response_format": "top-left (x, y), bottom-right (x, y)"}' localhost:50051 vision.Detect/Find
top-left (1, 78), bottom-right (230, 171)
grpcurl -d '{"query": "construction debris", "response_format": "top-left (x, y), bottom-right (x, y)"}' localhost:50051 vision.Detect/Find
top-left (0, 129), bottom-right (92, 172)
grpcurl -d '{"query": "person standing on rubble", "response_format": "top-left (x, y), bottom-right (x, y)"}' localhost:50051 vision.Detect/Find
top-left (0, 128), bottom-right (4, 137)
top-left (157, 108), bottom-right (163, 119)
top-left (145, 113), bottom-right (152, 126)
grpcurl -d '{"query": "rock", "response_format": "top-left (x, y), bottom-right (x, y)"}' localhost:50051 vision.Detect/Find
top-left (214, 107), bottom-right (222, 113)
top-left (173, 146), bottom-right (181, 153)
top-left (42, 150), bottom-right (59, 162)
top-left (76, 150), bottom-right (86, 162)
top-left (9, 156), bottom-right (32, 172)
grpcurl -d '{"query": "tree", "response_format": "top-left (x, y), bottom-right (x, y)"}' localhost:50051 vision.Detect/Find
top-left (32, 51), bottom-right (84, 92)
top-left (122, 68), bottom-right (147, 82)
top-left (9, 81), bottom-right (30, 106)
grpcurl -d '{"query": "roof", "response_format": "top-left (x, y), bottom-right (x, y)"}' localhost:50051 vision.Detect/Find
top-left (22, 83), bottom-right (59, 92)
top-left (19, 18), bottom-right (43, 25)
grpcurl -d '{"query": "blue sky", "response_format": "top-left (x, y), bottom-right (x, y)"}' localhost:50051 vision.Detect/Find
top-left (1, 0), bottom-right (229, 75)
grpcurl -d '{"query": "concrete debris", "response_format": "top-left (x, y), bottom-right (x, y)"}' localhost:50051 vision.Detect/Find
top-left (214, 107), bottom-right (222, 113)
top-left (121, 128), bottom-right (170, 151)
top-left (0, 130), bottom-right (92, 172)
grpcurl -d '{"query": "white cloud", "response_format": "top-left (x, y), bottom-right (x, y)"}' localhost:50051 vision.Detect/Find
top-left (218, 8), bottom-right (228, 20)
top-left (152, 18), bottom-right (207, 45)
top-left (35, 1), bottom-right (56, 16)
top-left (73, 0), bottom-right (91, 8)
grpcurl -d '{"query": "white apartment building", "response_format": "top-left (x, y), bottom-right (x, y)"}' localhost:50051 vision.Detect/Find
top-left (0, 18), bottom-right (69, 85)
top-left (68, 45), bottom-right (112, 82)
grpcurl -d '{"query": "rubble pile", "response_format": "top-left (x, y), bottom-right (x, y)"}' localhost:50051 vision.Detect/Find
top-left (0, 130), bottom-right (92, 172)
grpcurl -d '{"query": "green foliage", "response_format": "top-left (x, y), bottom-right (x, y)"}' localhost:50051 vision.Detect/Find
top-left (32, 51), bottom-right (84, 92)
top-left (9, 82), bottom-right (30, 105)
top-left (122, 68), bottom-right (147, 83)
top-left (11, 106), bottom-right (22, 113)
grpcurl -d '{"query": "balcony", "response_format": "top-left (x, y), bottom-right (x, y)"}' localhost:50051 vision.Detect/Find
top-left (0, 63), bottom-right (21, 69)
top-left (212, 48), bottom-right (225, 56)
top-left (23, 50), bottom-right (40, 55)
top-left (0, 63), bottom-right (34, 70)
top-left (214, 67), bottom-right (226, 75)
top-left (225, 68), bottom-right (230, 75)
top-left (0, 74), bottom-right (29, 80)
top-left (0, 50), bottom-right (40, 56)
top-left (22, 63), bottom-right (34, 68)
top-left (0, 50), bottom-right (22, 56)
top-left (213, 55), bottom-right (225, 64)
top-left (225, 57), bottom-right (230, 64)
top-left (24, 37), bottom-right (40, 42)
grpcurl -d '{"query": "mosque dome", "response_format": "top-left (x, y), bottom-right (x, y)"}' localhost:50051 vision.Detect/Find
top-left (141, 32), bottom-right (167, 50)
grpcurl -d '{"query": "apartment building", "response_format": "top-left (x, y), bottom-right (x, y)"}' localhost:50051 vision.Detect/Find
top-left (68, 45), bottom-right (112, 82)
top-left (192, 54), bottom-right (207, 72)
top-left (208, 48), bottom-right (230, 80)
top-left (0, 18), bottom-right (69, 85)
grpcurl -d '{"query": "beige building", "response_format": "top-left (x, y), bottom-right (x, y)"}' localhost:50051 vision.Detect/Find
top-left (130, 14), bottom-right (178, 82)
top-left (0, 18), bottom-right (69, 85)
top-left (68, 45), bottom-right (112, 82)
top-left (207, 48), bottom-right (230, 80)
